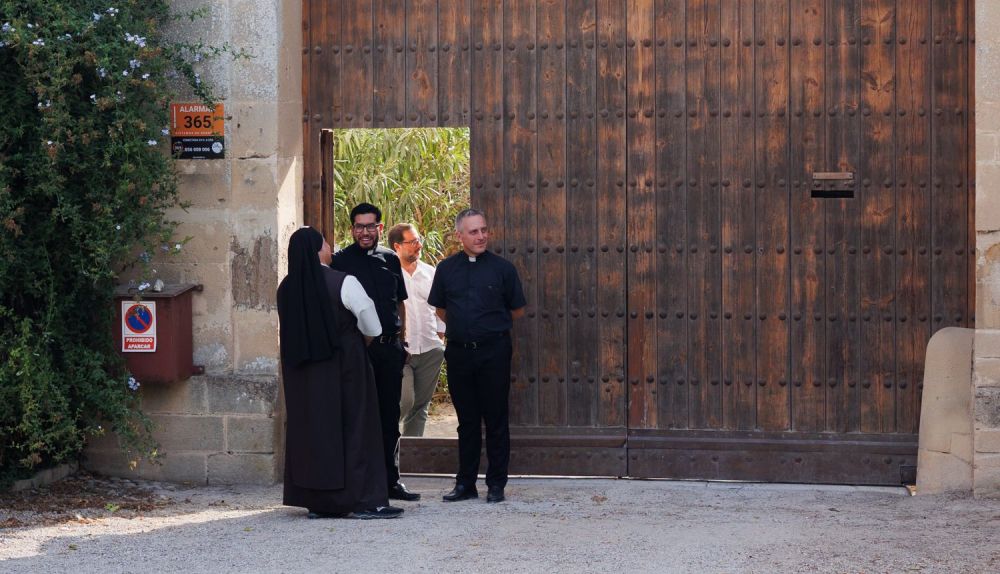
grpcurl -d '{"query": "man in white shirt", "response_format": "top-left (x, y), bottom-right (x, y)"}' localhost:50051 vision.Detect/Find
top-left (388, 223), bottom-right (446, 437)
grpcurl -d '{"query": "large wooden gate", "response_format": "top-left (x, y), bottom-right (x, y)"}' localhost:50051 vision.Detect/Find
top-left (302, 1), bottom-right (974, 484)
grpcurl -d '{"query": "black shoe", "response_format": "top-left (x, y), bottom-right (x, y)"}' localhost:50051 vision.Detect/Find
top-left (486, 487), bottom-right (505, 503)
top-left (388, 482), bottom-right (421, 501)
top-left (352, 506), bottom-right (404, 519)
top-left (442, 484), bottom-right (478, 502)
top-left (307, 510), bottom-right (348, 519)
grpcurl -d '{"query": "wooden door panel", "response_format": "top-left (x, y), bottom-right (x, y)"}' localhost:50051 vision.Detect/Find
top-left (303, 0), bottom-right (972, 484)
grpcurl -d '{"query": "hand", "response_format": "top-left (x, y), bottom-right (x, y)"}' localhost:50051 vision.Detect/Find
top-left (437, 331), bottom-right (445, 342)
top-left (363, 335), bottom-right (373, 346)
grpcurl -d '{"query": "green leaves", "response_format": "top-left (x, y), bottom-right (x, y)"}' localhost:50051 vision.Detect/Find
top-left (0, 1), bottom-right (213, 485)
top-left (332, 128), bottom-right (470, 263)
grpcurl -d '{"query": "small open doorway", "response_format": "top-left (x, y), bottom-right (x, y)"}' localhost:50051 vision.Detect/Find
top-left (321, 127), bottom-right (470, 440)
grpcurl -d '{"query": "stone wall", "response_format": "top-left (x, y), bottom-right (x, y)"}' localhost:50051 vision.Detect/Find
top-left (84, 0), bottom-right (301, 485)
top-left (973, 0), bottom-right (1000, 498)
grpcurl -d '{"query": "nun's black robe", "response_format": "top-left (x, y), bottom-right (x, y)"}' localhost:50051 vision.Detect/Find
top-left (280, 267), bottom-right (388, 513)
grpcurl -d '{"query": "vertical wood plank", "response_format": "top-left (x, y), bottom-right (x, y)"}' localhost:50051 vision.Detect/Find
top-left (505, 0), bottom-right (539, 426)
top-left (754, 0), bottom-right (790, 431)
top-left (655, 0), bottom-right (688, 430)
top-left (537, 0), bottom-right (568, 426)
top-left (342, 0), bottom-right (374, 126)
top-left (566, 0), bottom-right (599, 427)
top-left (684, 0), bottom-right (723, 430)
top-left (438, 0), bottom-right (471, 126)
top-left (825, 0), bottom-right (861, 433)
top-left (302, 0), bottom-right (317, 229)
top-left (895, 1), bottom-right (931, 435)
top-left (470, 0), bottom-right (504, 241)
top-left (967, 0), bottom-right (976, 332)
top-left (406, 0), bottom-right (439, 125)
top-left (931, 0), bottom-right (969, 337)
top-left (859, 0), bottom-right (897, 433)
top-left (722, 0), bottom-right (759, 430)
top-left (596, 0), bottom-right (627, 428)
top-left (373, 0), bottom-right (406, 127)
top-left (789, 0), bottom-right (826, 431)
top-left (626, 0), bottom-right (657, 429)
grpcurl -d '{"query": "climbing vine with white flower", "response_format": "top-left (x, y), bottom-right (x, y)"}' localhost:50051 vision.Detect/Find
top-left (0, 1), bottom-right (244, 485)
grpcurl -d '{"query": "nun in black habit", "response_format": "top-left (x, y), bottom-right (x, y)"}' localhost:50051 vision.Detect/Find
top-left (277, 227), bottom-right (403, 519)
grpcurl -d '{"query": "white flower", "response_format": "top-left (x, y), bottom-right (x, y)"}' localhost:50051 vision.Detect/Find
top-left (124, 32), bottom-right (146, 48)
top-left (92, 13), bottom-right (102, 22)
top-left (129, 59), bottom-right (140, 69)
top-left (141, 73), bottom-right (150, 80)
top-left (106, 8), bottom-right (119, 16)
top-left (147, 139), bottom-right (157, 146)
top-left (31, 38), bottom-right (44, 46)
top-left (115, 224), bottom-right (121, 230)
top-left (137, 282), bottom-right (151, 291)
top-left (90, 94), bottom-right (96, 103)
top-left (2, 23), bottom-right (13, 34)
top-left (97, 67), bottom-right (107, 78)
top-left (26, 23), bottom-right (33, 29)
top-left (122, 70), bottom-right (128, 76)
top-left (46, 140), bottom-right (53, 146)
top-left (127, 376), bottom-right (140, 391)
top-left (161, 127), bottom-right (169, 136)
top-left (174, 243), bottom-right (182, 251)
top-left (62, 33), bottom-right (71, 40)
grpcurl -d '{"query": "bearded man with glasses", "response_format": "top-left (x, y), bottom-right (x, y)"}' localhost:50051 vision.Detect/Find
top-left (330, 203), bottom-right (420, 502)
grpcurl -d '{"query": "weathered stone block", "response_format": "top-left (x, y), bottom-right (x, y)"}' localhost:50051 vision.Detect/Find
top-left (974, 453), bottom-right (1000, 498)
top-left (230, 234), bottom-right (278, 311)
top-left (230, 103), bottom-right (279, 160)
top-left (207, 453), bottom-right (276, 485)
top-left (206, 374), bottom-right (279, 415)
top-left (140, 378), bottom-right (208, 414)
top-left (976, 165), bottom-right (1000, 232)
top-left (233, 308), bottom-right (279, 374)
top-left (974, 358), bottom-right (1000, 387)
top-left (176, 160), bottom-right (232, 210)
top-left (916, 450), bottom-right (973, 495)
top-left (84, 450), bottom-right (208, 484)
top-left (150, 414), bottom-right (225, 452)
top-left (231, 158), bottom-right (279, 217)
top-left (226, 415), bottom-right (275, 453)
top-left (974, 387), bottom-right (1000, 427)
top-left (975, 330), bottom-right (1000, 359)
top-left (977, 430), bottom-right (1000, 453)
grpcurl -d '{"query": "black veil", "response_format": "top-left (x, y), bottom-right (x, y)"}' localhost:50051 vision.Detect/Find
top-left (276, 227), bottom-right (339, 367)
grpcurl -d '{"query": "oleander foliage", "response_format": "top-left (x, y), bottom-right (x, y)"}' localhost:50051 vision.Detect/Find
top-left (0, 1), bottom-right (220, 486)
top-left (332, 128), bottom-right (471, 264)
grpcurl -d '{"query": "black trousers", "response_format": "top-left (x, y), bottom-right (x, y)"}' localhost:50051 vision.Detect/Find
top-left (367, 339), bottom-right (405, 487)
top-left (445, 335), bottom-right (512, 489)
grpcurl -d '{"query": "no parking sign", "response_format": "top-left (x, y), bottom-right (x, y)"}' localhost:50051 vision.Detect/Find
top-left (122, 301), bottom-right (157, 352)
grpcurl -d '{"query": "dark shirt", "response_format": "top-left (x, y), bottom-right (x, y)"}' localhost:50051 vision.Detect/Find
top-left (330, 243), bottom-right (408, 336)
top-left (428, 250), bottom-right (526, 342)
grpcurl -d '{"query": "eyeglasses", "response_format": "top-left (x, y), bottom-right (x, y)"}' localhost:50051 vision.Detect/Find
top-left (400, 238), bottom-right (422, 245)
top-left (352, 223), bottom-right (381, 233)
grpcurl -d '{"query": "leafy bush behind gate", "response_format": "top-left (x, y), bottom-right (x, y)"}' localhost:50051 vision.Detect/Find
top-left (0, 1), bottom-right (219, 486)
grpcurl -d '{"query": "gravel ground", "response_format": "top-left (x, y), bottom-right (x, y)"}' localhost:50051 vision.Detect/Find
top-left (2, 475), bottom-right (999, 574)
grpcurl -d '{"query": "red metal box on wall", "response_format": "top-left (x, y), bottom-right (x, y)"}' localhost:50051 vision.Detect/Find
top-left (114, 283), bottom-right (202, 384)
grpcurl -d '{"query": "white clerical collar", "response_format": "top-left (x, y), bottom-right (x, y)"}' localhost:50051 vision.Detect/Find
top-left (468, 255), bottom-right (477, 262)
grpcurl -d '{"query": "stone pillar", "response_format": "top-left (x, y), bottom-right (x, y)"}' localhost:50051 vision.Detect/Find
top-left (973, 0), bottom-right (1000, 498)
top-left (84, 0), bottom-right (301, 485)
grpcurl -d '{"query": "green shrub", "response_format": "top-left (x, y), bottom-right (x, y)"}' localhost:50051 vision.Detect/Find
top-left (0, 1), bottom-right (225, 486)
top-left (332, 127), bottom-right (471, 264)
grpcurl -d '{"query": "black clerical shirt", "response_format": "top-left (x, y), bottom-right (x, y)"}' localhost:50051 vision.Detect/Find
top-left (428, 250), bottom-right (526, 343)
top-left (331, 243), bottom-right (408, 336)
